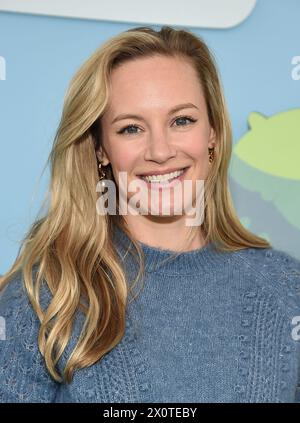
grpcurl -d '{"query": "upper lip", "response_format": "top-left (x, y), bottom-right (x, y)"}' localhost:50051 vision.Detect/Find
top-left (138, 167), bottom-right (189, 177)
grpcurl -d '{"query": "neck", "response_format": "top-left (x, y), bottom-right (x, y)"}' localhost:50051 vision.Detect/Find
top-left (112, 223), bottom-right (228, 275)
top-left (123, 214), bottom-right (207, 252)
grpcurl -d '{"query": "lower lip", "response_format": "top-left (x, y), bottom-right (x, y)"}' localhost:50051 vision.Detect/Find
top-left (138, 167), bottom-right (189, 190)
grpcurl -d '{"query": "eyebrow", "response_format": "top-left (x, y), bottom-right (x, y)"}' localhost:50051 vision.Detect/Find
top-left (111, 102), bottom-right (199, 125)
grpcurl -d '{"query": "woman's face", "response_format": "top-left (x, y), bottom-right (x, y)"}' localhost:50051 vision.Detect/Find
top-left (98, 54), bottom-right (216, 219)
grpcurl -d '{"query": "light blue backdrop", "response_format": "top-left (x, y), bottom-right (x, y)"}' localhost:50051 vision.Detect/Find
top-left (0, 0), bottom-right (299, 273)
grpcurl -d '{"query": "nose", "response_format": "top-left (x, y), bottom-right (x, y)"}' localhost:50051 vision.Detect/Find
top-left (143, 128), bottom-right (177, 163)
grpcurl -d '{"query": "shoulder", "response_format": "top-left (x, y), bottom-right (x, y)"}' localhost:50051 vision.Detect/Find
top-left (229, 245), bottom-right (300, 312)
top-left (0, 269), bottom-right (33, 320)
top-left (0, 264), bottom-right (52, 318)
top-left (231, 245), bottom-right (300, 283)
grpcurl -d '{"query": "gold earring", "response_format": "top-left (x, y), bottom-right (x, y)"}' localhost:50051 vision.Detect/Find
top-left (208, 147), bottom-right (215, 163)
top-left (98, 162), bottom-right (106, 192)
top-left (98, 162), bottom-right (106, 179)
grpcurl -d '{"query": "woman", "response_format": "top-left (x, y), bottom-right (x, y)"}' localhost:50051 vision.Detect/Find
top-left (0, 25), bottom-right (300, 403)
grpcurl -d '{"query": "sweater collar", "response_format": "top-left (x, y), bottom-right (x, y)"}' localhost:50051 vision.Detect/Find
top-left (112, 224), bottom-right (231, 275)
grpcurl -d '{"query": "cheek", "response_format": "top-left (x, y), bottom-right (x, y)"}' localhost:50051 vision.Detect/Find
top-left (183, 133), bottom-right (211, 181)
top-left (183, 133), bottom-right (209, 161)
top-left (109, 144), bottom-right (137, 176)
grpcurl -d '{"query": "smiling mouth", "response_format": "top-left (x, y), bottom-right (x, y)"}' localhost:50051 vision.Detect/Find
top-left (138, 167), bottom-right (189, 184)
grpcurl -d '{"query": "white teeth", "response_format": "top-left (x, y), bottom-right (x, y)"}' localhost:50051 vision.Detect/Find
top-left (142, 168), bottom-right (185, 183)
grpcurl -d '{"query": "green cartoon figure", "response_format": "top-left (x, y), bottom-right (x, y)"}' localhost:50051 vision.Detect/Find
top-left (230, 109), bottom-right (300, 230)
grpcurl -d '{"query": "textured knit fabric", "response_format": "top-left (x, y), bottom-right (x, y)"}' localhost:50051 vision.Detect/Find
top-left (1, 225), bottom-right (300, 403)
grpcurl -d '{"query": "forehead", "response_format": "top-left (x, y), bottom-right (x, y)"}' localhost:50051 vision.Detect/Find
top-left (105, 55), bottom-right (205, 115)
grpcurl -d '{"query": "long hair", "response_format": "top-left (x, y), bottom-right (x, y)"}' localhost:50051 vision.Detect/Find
top-left (0, 25), bottom-right (271, 383)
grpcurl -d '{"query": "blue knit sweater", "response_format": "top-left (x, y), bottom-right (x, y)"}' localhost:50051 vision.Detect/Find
top-left (1, 226), bottom-right (300, 403)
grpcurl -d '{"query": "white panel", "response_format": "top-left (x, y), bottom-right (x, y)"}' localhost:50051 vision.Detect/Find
top-left (0, 0), bottom-right (257, 29)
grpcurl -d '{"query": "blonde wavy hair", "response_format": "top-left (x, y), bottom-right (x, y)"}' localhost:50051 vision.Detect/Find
top-left (0, 25), bottom-right (271, 384)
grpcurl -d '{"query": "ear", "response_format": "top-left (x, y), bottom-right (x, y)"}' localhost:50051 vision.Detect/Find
top-left (208, 127), bottom-right (216, 149)
top-left (96, 147), bottom-right (110, 166)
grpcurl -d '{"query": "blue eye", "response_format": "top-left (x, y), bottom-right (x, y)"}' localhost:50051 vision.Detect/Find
top-left (174, 116), bottom-right (197, 126)
top-left (117, 115), bottom-right (197, 135)
top-left (117, 124), bottom-right (140, 135)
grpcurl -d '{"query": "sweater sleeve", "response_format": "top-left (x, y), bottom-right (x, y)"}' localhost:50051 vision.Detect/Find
top-left (0, 270), bottom-right (60, 402)
top-left (266, 249), bottom-right (300, 403)
top-left (263, 249), bottom-right (300, 403)
top-left (289, 256), bottom-right (300, 404)
top-left (274, 250), bottom-right (300, 403)
top-left (235, 247), bottom-right (300, 402)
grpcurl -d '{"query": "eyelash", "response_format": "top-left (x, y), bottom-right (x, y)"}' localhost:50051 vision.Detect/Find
top-left (116, 115), bottom-right (197, 135)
